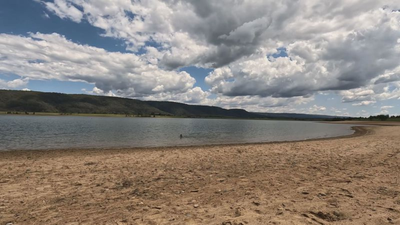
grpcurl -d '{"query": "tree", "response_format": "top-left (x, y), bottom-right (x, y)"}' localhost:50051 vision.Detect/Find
top-left (376, 114), bottom-right (389, 121)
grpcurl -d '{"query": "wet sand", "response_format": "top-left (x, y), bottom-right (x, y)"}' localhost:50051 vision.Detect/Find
top-left (1, 123), bottom-right (400, 224)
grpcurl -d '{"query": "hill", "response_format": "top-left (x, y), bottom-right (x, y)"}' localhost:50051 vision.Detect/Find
top-left (253, 112), bottom-right (349, 120)
top-left (0, 90), bottom-right (351, 120)
top-left (0, 90), bottom-right (258, 118)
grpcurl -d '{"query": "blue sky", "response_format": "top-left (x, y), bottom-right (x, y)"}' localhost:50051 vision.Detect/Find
top-left (0, 0), bottom-right (399, 116)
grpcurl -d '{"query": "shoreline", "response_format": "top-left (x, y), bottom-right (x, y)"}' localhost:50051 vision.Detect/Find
top-left (0, 125), bottom-right (368, 154)
top-left (1, 124), bottom-right (400, 224)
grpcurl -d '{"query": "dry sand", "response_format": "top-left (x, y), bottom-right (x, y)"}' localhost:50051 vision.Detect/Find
top-left (1, 122), bottom-right (400, 225)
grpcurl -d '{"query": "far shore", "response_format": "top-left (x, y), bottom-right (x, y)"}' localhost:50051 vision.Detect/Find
top-left (326, 120), bottom-right (400, 126)
top-left (0, 111), bottom-right (173, 118)
top-left (1, 122), bottom-right (399, 224)
top-left (2, 111), bottom-right (400, 125)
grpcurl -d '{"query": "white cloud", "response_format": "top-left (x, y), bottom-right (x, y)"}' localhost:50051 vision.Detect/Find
top-left (340, 81), bottom-right (400, 105)
top-left (352, 101), bottom-right (377, 106)
top-left (309, 105), bottom-right (327, 114)
top-left (39, 1), bottom-right (400, 80)
top-left (380, 105), bottom-right (394, 114)
top-left (205, 10), bottom-right (400, 98)
top-left (357, 110), bottom-right (370, 117)
top-left (2, 0), bottom-right (400, 113)
top-left (0, 33), bottom-right (197, 99)
top-left (381, 105), bottom-right (394, 110)
top-left (42, 12), bottom-right (50, 19)
top-left (142, 87), bottom-right (209, 104)
top-left (82, 87), bottom-right (116, 97)
top-left (203, 95), bottom-right (314, 113)
top-left (0, 78), bottom-right (29, 89)
top-left (43, 0), bottom-right (83, 23)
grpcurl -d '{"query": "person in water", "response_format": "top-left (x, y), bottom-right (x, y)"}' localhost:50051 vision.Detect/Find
top-left (180, 134), bottom-right (183, 139)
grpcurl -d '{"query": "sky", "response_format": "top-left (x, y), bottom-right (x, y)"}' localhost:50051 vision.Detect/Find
top-left (0, 0), bottom-right (399, 117)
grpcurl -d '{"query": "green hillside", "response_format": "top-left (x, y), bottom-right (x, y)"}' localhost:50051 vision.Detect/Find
top-left (0, 90), bottom-right (258, 118)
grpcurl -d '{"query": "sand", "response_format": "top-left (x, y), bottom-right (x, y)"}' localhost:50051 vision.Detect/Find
top-left (0, 122), bottom-right (400, 225)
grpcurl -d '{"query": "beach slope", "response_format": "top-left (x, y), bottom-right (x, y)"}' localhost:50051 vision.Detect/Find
top-left (1, 125), bottom-right (399, 224)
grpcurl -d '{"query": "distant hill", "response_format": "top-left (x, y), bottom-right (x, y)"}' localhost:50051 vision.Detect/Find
top-left (0, 90), bottom-right (258, 118)
top-left (253, 112), bottom-right (351, 120)
top-left (0, 90), bottom-right (350, 120)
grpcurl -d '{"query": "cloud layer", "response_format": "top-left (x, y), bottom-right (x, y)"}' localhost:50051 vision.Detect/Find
top-left (1, 0), bottom-right (400, 114)
top-left (0, 32), bottom-right (196, 98)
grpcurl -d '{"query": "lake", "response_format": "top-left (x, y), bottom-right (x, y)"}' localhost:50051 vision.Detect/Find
top-left (0, 115), bottom-right (354, 151)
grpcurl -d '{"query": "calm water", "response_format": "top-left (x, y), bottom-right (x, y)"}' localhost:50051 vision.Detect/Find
top-left (0, 116), bottom-right (354, 151)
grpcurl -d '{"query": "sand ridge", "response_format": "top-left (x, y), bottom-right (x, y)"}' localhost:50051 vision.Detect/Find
top-left (0, 124), bottom-right (400, 224)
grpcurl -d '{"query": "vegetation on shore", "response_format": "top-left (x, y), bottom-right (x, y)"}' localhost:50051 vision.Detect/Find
top-left (1, 90), bottom-right (397, 121)
top-left (0, 90), bottom-right (257, 119)
top-left (343, 114), bottom-right (400, 122)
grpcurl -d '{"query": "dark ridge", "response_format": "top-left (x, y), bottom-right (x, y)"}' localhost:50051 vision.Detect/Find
top-left (0, 90), bottom-right (258, 118)
top-left (0, 89), bottom-right (354, 120)
top-left (253, 112), bottom-right (349, 120)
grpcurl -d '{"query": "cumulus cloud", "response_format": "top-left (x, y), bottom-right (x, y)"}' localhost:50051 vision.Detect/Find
top-left (357, 110), bottom-right (370, 117)
top-left (374, 73), bottom-right (400, 84)
top-left (381, 105), bottom-right (394, 110)
top-left (352, 101), bottom-right (377, 106)
top-left (380, 105), bottom-right (394, 114)
top-left (0, 33), bottom-right (198, 99)
top-left (82, 87), bottom-right (116, 97)
top-left (0, 78), bottom-right (29, 89)
top-left (142, 87), bottom-right (210, 104)
top-left (43, 0), bottom-right (83, 23)
top-left (203, 95), bottom-right (314, 113)
top-left (340, 81), bottom-right (400, 105)
top-left (37, 0), bottom-right (400, 101)
top-left (205, 9), bottom-right (400, 98)
top-left (2, 0), bottom-right (400, 112)
top-left (309, 105), bottom-right (327, 114)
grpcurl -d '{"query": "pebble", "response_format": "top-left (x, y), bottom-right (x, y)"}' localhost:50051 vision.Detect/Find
top-left (252, 201), bottom-right (260, 206)
top-left (193, 204), bottom-right (199, 208)
top-left (234, 208), bottom-right (242, 217)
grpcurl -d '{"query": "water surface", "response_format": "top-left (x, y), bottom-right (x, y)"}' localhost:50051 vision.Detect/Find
top-left (0, 116), bottom-right (354, 151)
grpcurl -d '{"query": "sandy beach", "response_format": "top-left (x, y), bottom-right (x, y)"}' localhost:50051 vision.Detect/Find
top-left (1, 123), bottom-right (400, 225)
